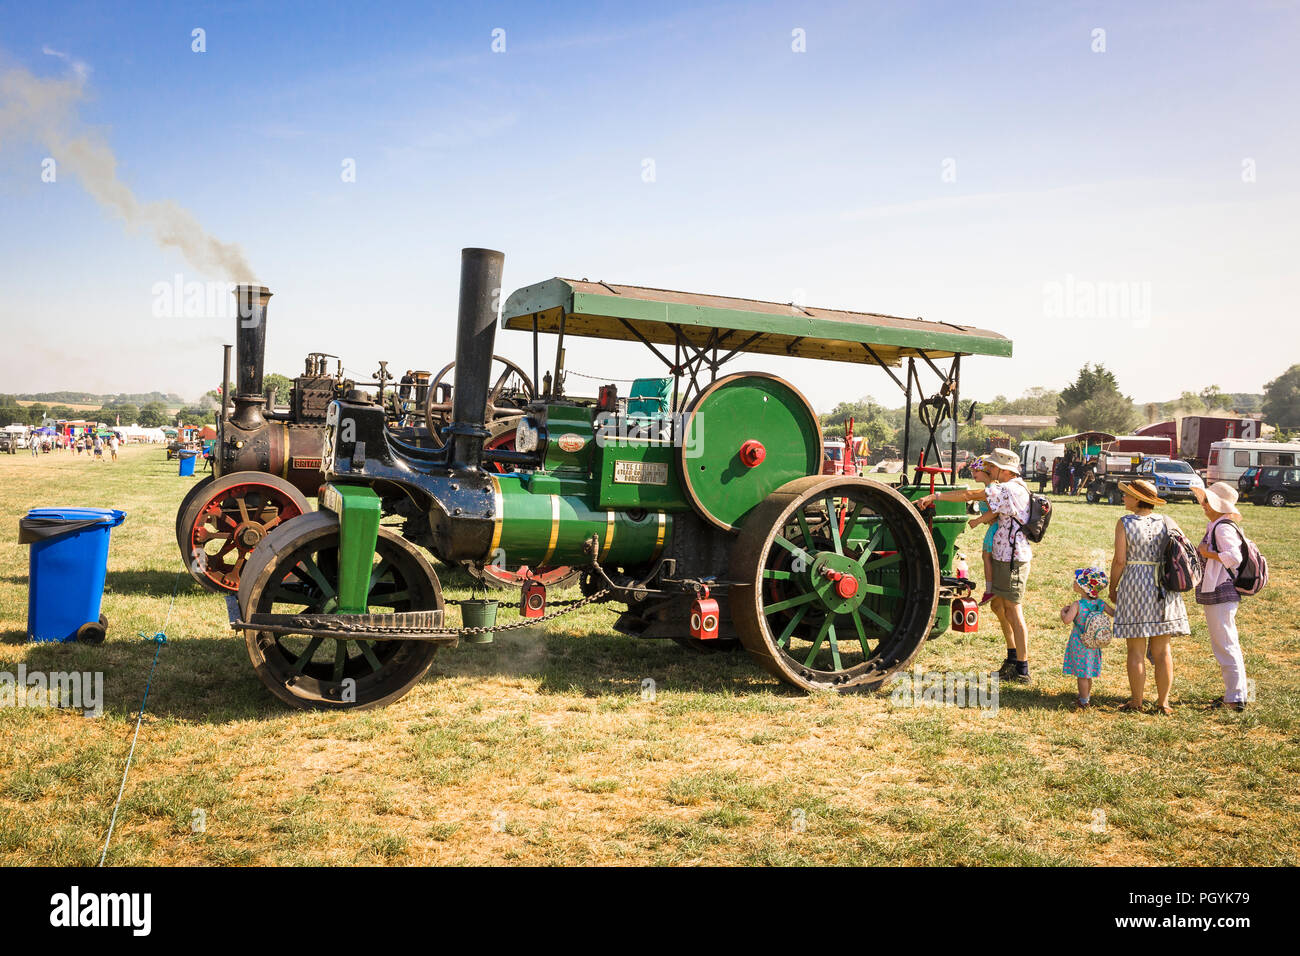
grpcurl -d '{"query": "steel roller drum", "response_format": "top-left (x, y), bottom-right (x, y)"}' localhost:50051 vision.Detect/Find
top-left (677, 372), bottom-right (822, 531)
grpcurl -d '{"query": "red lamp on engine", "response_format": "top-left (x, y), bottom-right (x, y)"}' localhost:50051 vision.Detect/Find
top-left (690, 586), bottom-right (720, 641)
top-left (522, 579), bottom-right (547, 619)
top-left (950, 596), bottom-right (979, 632)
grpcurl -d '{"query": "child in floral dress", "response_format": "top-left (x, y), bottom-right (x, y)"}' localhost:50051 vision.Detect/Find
top-left (1060, 567), bottom-right (1114, 710)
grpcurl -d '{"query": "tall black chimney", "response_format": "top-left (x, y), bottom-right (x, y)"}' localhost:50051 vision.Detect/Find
top-left (232, 284), bottom-right (272, 429)
top-left (449, 248), bottom-right (504, 467)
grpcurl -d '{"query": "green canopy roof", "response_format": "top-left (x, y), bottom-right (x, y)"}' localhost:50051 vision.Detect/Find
top-left (502, 278), bottom-right (1012, 366)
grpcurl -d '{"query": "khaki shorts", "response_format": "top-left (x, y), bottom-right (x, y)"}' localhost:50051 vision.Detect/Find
top-left (991, 559), bottom-right (1031, 603)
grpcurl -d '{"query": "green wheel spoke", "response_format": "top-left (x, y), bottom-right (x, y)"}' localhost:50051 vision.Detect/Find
top-left (270, 584), bottom-right (314, 608)
top-left (355, 640), bottom-right (383, 673)
top-left (763, 589), bottom-right (819, 616)
top-left (841, 502), bottom-right (866, 541)
top-left (762, 569), bottom-right (795, 581)
top-left (332, 640), bottom-right (348, 683)
top-left (367, 558), bottom-right (393, 596)
top-left (855, 527), bottom-right (885, 565)
top-left (368, 589), bottom-right (409, 607)
top-left (849, 607), bottom-right (871, 658)
top-left (775, 605), bottom-right (809, 650)
top-left (825, 496), bottom-right (843, 554)
top-left (290, 636), bottom-right (324, 675)
top-left (795, 510), bottom-right (815, 551)
top-left (860, 552), bottom-right (901, 573)
top-left (297, 557), bottom-right (337, 600)
top-left (772, 533), bottom-right (813, 566)
top-left (826, 620), bottom-right (843, 670)
top-left (857, 603), bottom-right (893, 632)
top-left (803, 616), bottom-right (833, 668)
top-left (861, 584), bottom-right (903, 598)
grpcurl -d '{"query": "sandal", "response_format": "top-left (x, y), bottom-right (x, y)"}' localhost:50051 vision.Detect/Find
top-left (1155, 703), bottom-right (1174, 716)
top-left (1118, 701), bottom-right (1144, 713)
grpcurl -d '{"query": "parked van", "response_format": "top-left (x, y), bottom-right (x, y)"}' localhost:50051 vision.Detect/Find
top-left (1018, 440), bottom-right (1065, 481)
top-left (1207, 439), bottom-right (1300, 484)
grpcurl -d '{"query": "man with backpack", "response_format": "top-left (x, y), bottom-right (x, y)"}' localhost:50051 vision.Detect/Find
top-left (916, 447), bottom-right (1039, 683)
top-left (1192, 482), bottom-right (1263, 712)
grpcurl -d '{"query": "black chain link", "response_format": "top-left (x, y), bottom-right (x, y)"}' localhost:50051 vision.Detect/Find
top-left (441, 588), bottom-right (611, 636)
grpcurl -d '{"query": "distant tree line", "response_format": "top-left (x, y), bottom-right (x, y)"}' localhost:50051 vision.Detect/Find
top-left (816, 362), bottom-right (1289, 460)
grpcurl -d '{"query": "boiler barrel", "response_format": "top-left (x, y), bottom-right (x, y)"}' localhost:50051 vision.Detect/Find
top-left (487, 474), bottom-right (670, 569)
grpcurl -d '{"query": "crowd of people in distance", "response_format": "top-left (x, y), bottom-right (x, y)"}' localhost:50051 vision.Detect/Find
top-left (918, 447), bottom-right (1252, 713)
top-left (23, 432), bottom-right (120, 461)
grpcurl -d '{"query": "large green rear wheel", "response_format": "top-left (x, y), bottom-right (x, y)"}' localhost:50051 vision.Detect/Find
top-left (730, 476), bottom-right (939, 693)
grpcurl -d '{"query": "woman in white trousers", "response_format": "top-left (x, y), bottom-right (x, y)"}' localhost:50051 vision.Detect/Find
top-left (1192, 482), bottom-right (1249, 711)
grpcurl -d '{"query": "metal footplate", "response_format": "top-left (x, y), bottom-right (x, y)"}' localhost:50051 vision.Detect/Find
top-left (231, 609), bottom-right (458, 645)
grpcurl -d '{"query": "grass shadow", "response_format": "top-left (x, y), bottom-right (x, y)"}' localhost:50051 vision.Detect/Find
top-left (104, 568), bottom-right (192, 596)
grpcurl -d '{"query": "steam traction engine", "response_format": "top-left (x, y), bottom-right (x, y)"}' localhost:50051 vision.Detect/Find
top-left (233, 248), bottom-right (1012, 710)
top-left (174, 286), bottom-right (365, 593)
top-left (175, 286), bottom-right (538, 593)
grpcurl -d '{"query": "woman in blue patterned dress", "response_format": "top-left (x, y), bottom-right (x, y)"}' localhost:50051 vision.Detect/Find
top-left (1108, 479), bottom-right (1190, 714)
top-left (1061, 567), bottom-right (1114, 710)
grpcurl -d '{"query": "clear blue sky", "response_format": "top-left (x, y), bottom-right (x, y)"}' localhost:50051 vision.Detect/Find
top-left (1, 0), bottom-right (1296, 409)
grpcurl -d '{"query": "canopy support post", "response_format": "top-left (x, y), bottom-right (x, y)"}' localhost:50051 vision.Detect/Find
top-left (950, 355), bottom-right (961, 481)
top-left (903, 357), bottom-right (915, 485)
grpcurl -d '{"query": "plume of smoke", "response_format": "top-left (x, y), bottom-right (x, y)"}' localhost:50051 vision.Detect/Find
top-left (0, 63), bottom-right (258, 282)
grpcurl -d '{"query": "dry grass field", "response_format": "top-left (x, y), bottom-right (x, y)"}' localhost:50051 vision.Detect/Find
top-left (1, 444), bottom-right (1297, 866)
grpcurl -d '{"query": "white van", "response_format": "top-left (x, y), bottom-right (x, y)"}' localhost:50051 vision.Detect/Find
top-left (1018, 440), bottom-right (1065, 481)
top-left (1207, 439), bottom-right (1300, 484)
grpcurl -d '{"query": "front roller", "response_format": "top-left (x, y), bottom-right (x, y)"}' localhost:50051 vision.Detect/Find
top-left (238, 511), bottom-right (444, 710)
top-left (730, 476), bottom-right (939, 693)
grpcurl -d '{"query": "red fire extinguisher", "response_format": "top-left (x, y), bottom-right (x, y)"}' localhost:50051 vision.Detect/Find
top-left (690, 586), bottom-right (720, 641)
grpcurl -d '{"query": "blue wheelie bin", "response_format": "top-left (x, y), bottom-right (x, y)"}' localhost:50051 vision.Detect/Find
top-left (19, 507), bottom-right (127, 643)
top-left (178, 450), bottom-right (198, 477)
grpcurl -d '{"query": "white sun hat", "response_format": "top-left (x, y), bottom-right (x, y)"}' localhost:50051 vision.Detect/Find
top-left (1194, 481), bottom-right (1242, 518)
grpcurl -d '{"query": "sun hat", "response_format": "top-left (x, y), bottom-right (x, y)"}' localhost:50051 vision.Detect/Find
top-left (1074, 567), bottom-right (1108, 599)
top-left (1117, 478), bottom-right (1165, 507)
top-left (986, 447), bottom-right (1021, 475)
top-left (1193, 481), bottom-right (1241, 518)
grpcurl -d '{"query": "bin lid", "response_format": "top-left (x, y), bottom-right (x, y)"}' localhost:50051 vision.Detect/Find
top-left (19, 507), bottom-right (126, 544)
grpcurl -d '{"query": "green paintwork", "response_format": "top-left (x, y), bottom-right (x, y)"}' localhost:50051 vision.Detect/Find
top-left (681, 375), bottom-right (822, 530)
top-left (318, 483), bottom-right (381, 615)
top-left (501, 278), bottom-right (1013, 364)
top-left (593, 426), bottom-right (687, 510)
top-left (542, 404), bottom-right (595, 474)
top-left (495, 473), bottom-right (670, 568)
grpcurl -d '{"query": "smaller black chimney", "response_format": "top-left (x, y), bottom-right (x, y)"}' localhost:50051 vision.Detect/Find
top-left (232, 284), bottom-right (272, 429)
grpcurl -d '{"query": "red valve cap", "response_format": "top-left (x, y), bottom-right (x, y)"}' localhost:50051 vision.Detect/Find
top-left (739, 440), bottom-right (766, 467)
top-left (835, 577), bottom-right (859, 599)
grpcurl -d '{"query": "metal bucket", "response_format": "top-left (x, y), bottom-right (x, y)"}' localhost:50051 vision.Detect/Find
top-left (460, 598), bottom-right (498, 644)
